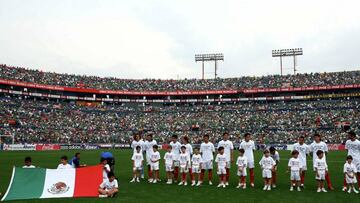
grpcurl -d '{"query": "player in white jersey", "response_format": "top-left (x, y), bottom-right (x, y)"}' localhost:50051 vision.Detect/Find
top-left (239, 133), bottom-right (256, 187)
top-left (178, 146), bottom-right (191, 186)
top-left (287, 150), bottom-right (302, 192)
top-left (57, 156), bottom-right (73, 169)
top-left (144, 134), bottom-right (157, 182)
top-left (293, 136), bottom-right (309, 187)
top-left (170, 135), bottom-right (182, 182)
top-left (309, 133), bottom-right (333, 190)
top-left (191, 148), bottom-right (203, 186)
top-left (130, 146), bottom-right (143, 183)
top-left (23, 156), bottom-right (36, 168)
top-left (198, 134), bottom-right (215, 186)
top-left (150, 145), bottom-right (161, 183)
top-left (98, 172), bottom-right (118, 198)
top-left (344, 131), bottom-right (360, 191)
top-left (182, 136), bottom-right (194, 185)
top-left (314, 150), bottom-right (328, 193)
top-left (269, 146), bottom-right (280, 188)
top-left (217, 132), bottom-right (234, 186)
top-left (131, 134), bottom-right (145, 178)
top-left (215, 147), bottom-right (227, 188)
top-left (344, 155), bottom-right (359, 193)
top-left (236, 148), bottom-right (248, 189)
top-left (259, 149), bottom-right (276, 191)
top-left (164, 145), bottom-right (175, 184)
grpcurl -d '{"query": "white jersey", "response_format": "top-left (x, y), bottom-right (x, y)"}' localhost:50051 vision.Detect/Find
top-left (345, 139), bottom-right (360, 162)
top-left (144, 140), bottom-right (157, 158)
top-left (215, 153), bottom-right (227, 168)
top-left (164, 152), bottom-right (175, 166)
top-left (271, 151), bottom-right (280, 163)
top-left (131, 151), bottom-right (144, 167)
top-left (170, 141), bottom-right (182, 161)
top-left (150, 151), bottom-right (161, 162)
top-left (179, 152), bottom-right (190, 167)
top-left (344, 162), bottom-right (357, 174)
top-left (131, 140), bottom-right (144, 154)
top-left (240, 140), bottom-right (255, 162)
top-left (100, 179), bottom-right (118, 190)
top-left (288, 157), bottom-right (302, 172)
top-left (218, 140), bottom-right (234, 162)
top-left (182, 143), bottom-right (193, 160)
top-left (191, 154), bottom-right (203, 168)
top-left (314, 157), bottom-right (328, 171)
top-left (293, 143), bottom-right (309, 166)
top-left (309, 141), bottom-right (328, 163)
top-left (236, 156), bottom-right (248, 168)
top-left (57, 163), bottom-right (73, 169)
top-left (259, 156), bottom-right (275, 170)
top-left (103, 164), bottom-right (111, 180)
top-left (200, 142), bottom-right (215, 161)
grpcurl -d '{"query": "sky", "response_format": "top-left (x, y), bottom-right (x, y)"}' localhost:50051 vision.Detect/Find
top-left (0, 0), bottom-right (359, 79)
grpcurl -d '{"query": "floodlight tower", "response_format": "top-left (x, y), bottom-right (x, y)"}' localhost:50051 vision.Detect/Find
top-left (272, 48), bottom-right (303, 75)
top-left (195, 53), bottom-right (224, 79)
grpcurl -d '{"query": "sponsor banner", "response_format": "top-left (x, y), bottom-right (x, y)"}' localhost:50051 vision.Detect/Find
top-left (114, 144), bottom-right (131, 149)
top-left (327, 144), bottom-right (346, 151)
top-left (3, 144), bottom-right (36, 151)
top-left (35, 144), bottom-right (60, 151)
top-left (59, 144), bottom-right (99, 150)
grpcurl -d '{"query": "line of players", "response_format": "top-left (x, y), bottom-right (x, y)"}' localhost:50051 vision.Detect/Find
top-left (130, 131), bottom-right (360, 193)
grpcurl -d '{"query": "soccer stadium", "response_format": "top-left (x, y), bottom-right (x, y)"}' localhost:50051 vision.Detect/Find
top-left (1, 1), bottom-right (360, 203)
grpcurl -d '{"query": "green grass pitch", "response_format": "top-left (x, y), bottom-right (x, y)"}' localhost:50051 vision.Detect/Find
top-left (0, 149), bottom-right (357, 203)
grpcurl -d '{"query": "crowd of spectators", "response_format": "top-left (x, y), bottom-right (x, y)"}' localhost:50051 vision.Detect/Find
top-left (1, 64), bottom-right (360, 91)
top-left (0, 95), bottom-right (358, 145)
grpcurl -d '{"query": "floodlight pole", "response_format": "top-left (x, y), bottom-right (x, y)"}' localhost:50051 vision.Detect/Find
top-left (280, 56), bottom-right (283, 76)
top-left (272, 48), bottom-right (302, 76)
top-left (195, 53), bottom-right (224, 80)
top-left (214, 60), bottom-right (217, 79)
top-left (202, 61), bottom-right (205, 80)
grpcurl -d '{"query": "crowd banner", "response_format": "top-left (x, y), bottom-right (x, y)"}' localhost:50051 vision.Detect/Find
top-left (35, 144), bottom-right (60, 151)
top-left (1, 165), bottom-right (103, 201)
top-left (327, 144), bottom-right (346, 151)
top-left (3, 144), bottom-right (36, 151)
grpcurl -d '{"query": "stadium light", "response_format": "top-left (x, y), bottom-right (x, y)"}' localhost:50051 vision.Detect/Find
top-left (272, 48), bottom-right (303, 75)
top-left (195, 53), bottom-right (224, 79)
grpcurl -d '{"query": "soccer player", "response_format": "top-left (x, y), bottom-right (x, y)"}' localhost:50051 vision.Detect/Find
top-left (131, 133), bottom-right (145, 154)
top-left (198, 134), bottom-right (215, 186)
top-left (293, 136), bottom-right (309, 187)
top-left (170, 135), bottom-right (182, 183)
top-left (130, 145), bottom-right (143, 183)
top-left (144, 134), bottom-right (157, 182)
top-left (101, 158), bottom-right (111, 182)
top-left (150, 145), bottom-right (161, 183)
top-left (269, 146), bottom-right (280, 188)
top-left (344, 131), bottom-right (360, 191)
top-left (164, 145), bottom-right (175, 184)
top-left (217, 132), bottom-right (234, 186)
top-left (57, 156), bottom-right (73, 169)
top-left (314, 150), bottom-right (328, 193)
top-left (69, 152), bottom-right (86, 168)
top-left (98, 172), bottom-right (119, 198)
top-left (287, 150), bottom-right (302, 192)
top-left (215, 147), bottom-right (227, 188)
top-left (191, 147), bottom-right (203, 186)
top-left (23, 156), bottom-right (35, 168)
top-left (259, 149), bottom-right (276, 191)
top-left (309, 133), bottom-right (334, 190)
top-left (236, 148), bottom-right (248, 189)
top-left (344, 155), bottom-right (359, 193)
top-left (239, 133), bottom-right (256, 187)
top-left (182, 136), bottom-right (194, 185)
top-left (178, 146), bottom-right (190, 186)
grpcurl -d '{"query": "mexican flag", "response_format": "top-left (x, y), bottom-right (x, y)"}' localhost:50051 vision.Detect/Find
top-left (1, 165), bottom-right (103, 201)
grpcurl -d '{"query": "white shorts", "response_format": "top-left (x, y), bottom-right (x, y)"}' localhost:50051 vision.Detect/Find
top-left (316, 170), bottom-right (326, 180)
top-left (192, 166), bottom-right (201, 174)
top-left (150, 163), bottom-right (159, 171)
top-left (262, 169), bottom-right (272, 178)
top-left (133, 166), bottom-right (142, 171)
top-left (291, 171), bottom-right (301, 181)
top-left (180, 166), bottom-right (189, 173)
top-left (226, 161), bottom-right (231, 169)
top-left (237, 167), bottom-right (247, 176)
top-left (301, 163), bottom-right (307, 171)
top-left (346, 173), bottom-right (358, 184)
top-left (174, 160), bottom-right (180, 167)
top-left (217, 166), bottom-right (227, 175)
top-left (165, 164), bottom-right (173, 172)
top-left (202, 160), bottom-right (213, 170)
top-left (146, 156), bottom-right (151, 165)
top-left (247, 160), bottom-right (255, 169)
top-left (353, 160), bottom-right (360, 172)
